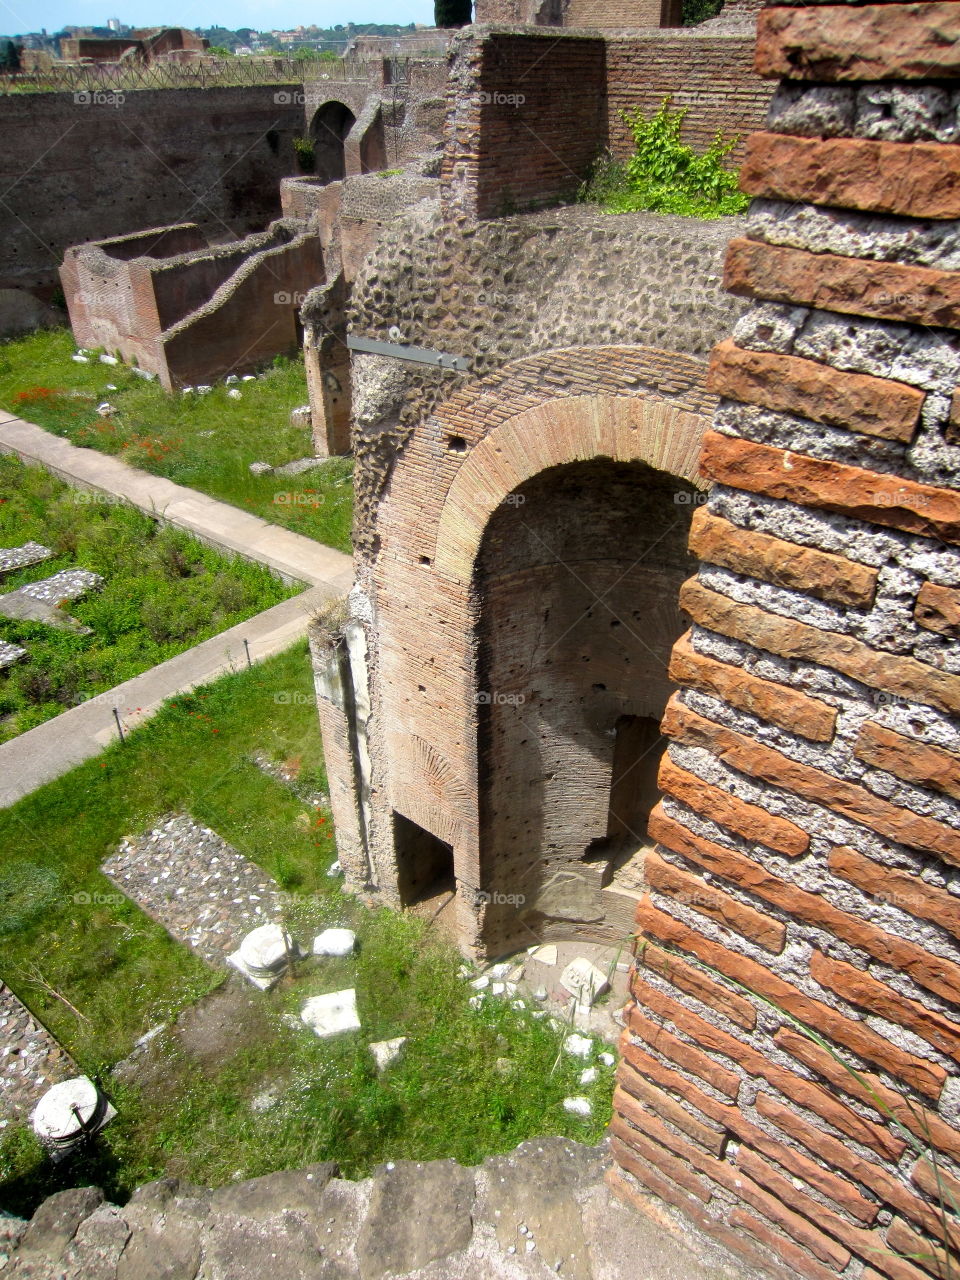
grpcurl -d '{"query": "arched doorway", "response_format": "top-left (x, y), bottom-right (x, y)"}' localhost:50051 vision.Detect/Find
top-left (310, 101), bottom-right (356, 183)
top-left (474, 457), bottom-right (699, 955)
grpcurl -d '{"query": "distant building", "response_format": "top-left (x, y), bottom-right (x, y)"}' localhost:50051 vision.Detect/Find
top-left (59, 26), bottom-right (207, 63)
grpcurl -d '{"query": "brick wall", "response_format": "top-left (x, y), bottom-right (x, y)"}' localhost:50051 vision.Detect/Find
top-left (606, 32), bottom-right (773, 161)
top-left (442, 31), bottom-right (607, 219)
top-left (441, 28), bottom-right (772, 219)
top-left (609, 4), bottom-right (960, 1278)
top-left (0, 86), bottom-right (305, 296)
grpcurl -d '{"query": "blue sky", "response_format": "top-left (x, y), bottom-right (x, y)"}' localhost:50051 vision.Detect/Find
top-left (3, 0), bottom-right (434, 35)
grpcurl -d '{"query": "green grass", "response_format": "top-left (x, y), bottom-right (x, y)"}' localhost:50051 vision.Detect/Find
top-left (0, 644), bottom-right (613, 1213)
top-left (0, 455), bottom-right (297, 742)
top-left (0, 330), bottom-right (354, 553)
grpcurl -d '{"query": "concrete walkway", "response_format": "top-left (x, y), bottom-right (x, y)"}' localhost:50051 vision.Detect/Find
top-left (0, 415), bottom-right (355, 808)
top-left (0, 413), bottom-right (354, 590)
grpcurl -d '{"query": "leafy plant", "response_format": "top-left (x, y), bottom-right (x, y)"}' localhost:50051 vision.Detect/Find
top-left (292, 135), bottom-right (315, 173)
top-left (580, 97), bottom-right (749, 220)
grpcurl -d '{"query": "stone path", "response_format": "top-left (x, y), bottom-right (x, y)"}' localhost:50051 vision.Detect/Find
top-left (0, 414), bottom-right (354, 591)
top-left (0, 567), bottom-right (104, 634)
top-left (0, 542), bottom-right (52, 576)
top-left (101, 814), bottom-right (286, 967)
top-left (0, 984), bottom-right (76, 1123)
top-left (0, 585), bottom-right (333, 808)
top-left (0, 1137), bottom-right (759, 1280)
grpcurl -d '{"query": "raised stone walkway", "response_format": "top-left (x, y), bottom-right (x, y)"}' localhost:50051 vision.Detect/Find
top-left (102, 815), bottom-right (286, 967)
top-left (0, 984), bottom-right (77, 1123)
top-left (0, 414), bottom-right (354, 809)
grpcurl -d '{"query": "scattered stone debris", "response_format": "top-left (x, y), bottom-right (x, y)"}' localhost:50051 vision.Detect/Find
top-left (527, 944), bottom-right (557, 966)
top-left (301, 989), bottom-right (361, 1038)
top-left (227, 389), bottom-right (242, 400)
top-left (0, 983), bottom-right (77, 1122)
top-left (313, 928), bottom-right (356, 957)
top-left (290, 404), bottom-right (311, 428)
top-left (563, 1034), bottom-right (594, 1059)
top-left (248, 461), bottom-right (273, 476)
top-left (251, 1088), bottom-right (278, 1112)
top-left (559, 958), bottom-right (610, 1008)
top-left (327, 860), bottom-right (343, 878)
top-left (248, 750), bottom-right (328, 807)
top-left (102, 814), bottom-right (287, 967)
top-left (562, 1096), bottom-right (593, 1117)
top-left (369, 1036), bottom-right (406, 1072)
top-left (0, 542), bottom-right (53, 576)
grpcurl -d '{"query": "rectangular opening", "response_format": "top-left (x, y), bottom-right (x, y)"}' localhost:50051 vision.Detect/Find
top-left (607, 713), bottom-right (665, 847)
top-left (393, 812), bottom-right (455, 906)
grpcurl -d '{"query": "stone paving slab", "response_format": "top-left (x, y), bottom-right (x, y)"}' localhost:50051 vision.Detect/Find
top-left (0, 542), bottom-right (53, 576)
top-left (19, 570), bottom-right (103, 604)
top-left (0, 640), bottom-right (28, 670)
top-left (102, 814), bottom-right (286, 967)
top-left (0, 983), bottom-right (77, 1123)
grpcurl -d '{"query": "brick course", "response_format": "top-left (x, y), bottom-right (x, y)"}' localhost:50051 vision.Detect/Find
top-left (612, 3), bottom-right (960, 1270)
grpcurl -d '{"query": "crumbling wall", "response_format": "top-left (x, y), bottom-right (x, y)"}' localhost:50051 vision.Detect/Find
top-left (609, 4), bottom-right (960, 1278)
top-left (440, 27), bottom-right (772, 221)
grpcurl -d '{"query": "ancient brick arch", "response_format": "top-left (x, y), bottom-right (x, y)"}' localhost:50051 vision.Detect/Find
top-left (320, 353), bottom-right (715, 955)
top-left (433, 393), bottom-right (707, 582)
top-left (309, 100), bottom-right (357, 184)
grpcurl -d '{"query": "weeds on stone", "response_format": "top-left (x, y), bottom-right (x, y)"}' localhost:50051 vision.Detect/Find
top-left (580, 97), bottom-right (749, 220)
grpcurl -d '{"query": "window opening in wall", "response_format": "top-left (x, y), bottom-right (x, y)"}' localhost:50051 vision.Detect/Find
top-left (393, 812), bottom-right (456, 906)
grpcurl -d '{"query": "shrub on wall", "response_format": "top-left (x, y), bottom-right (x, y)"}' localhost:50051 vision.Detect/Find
top-left (435, 0), bottom-right (473, 27)
top-left (580, 97), bottom-right (749, 220)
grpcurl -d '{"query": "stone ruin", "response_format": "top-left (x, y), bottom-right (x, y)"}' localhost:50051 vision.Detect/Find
top-left (11, 0), bottom-right (960, 1274)
top-left (307, 2), bottom-right (960, 1278)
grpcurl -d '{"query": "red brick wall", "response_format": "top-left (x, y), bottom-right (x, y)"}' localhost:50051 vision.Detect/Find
top-left (442, 29), bottom-right (772, 219)
top-left (609, 4), bottom-right (960, 1277)
top-left (443, 32), bottom-right (607, 219)
top-left (606, 33), bottom-right (773, 161)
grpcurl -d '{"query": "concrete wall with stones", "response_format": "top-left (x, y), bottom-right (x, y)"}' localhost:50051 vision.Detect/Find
top-left (608, 4), bottom-right (960, 1279)
top-left (0, 86), bottom-right (306, 298)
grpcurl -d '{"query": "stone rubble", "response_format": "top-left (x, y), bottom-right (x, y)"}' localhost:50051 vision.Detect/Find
top-left (0, 1138), bottom-right (758, 1279)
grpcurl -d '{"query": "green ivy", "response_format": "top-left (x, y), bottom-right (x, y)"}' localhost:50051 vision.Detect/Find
top-left (580, 97), bottom-right (749, 220)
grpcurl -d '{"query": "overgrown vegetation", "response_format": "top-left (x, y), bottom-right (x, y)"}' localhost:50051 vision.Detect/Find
top-left (0, 331), bottom-right (354, 553)
top-left (0, 456), bottom-right (295, 742)
top-left (682, 0), bottom-right (724, 25)
top-left (0, 645), bottom-right (613, 1213)
top-left (580, 97), bottom-right (749, 220)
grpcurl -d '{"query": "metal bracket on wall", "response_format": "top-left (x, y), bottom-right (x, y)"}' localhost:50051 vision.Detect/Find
top-left (347, 335), bottom-right (470, 372)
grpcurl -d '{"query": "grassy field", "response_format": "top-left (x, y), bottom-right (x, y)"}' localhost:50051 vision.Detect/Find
top-left (0, 455), bottom-right (297, 742)
top-left (0, 644), bottom-right (613, 1214)
top-left (0, 330), bottom-right (353, 553)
